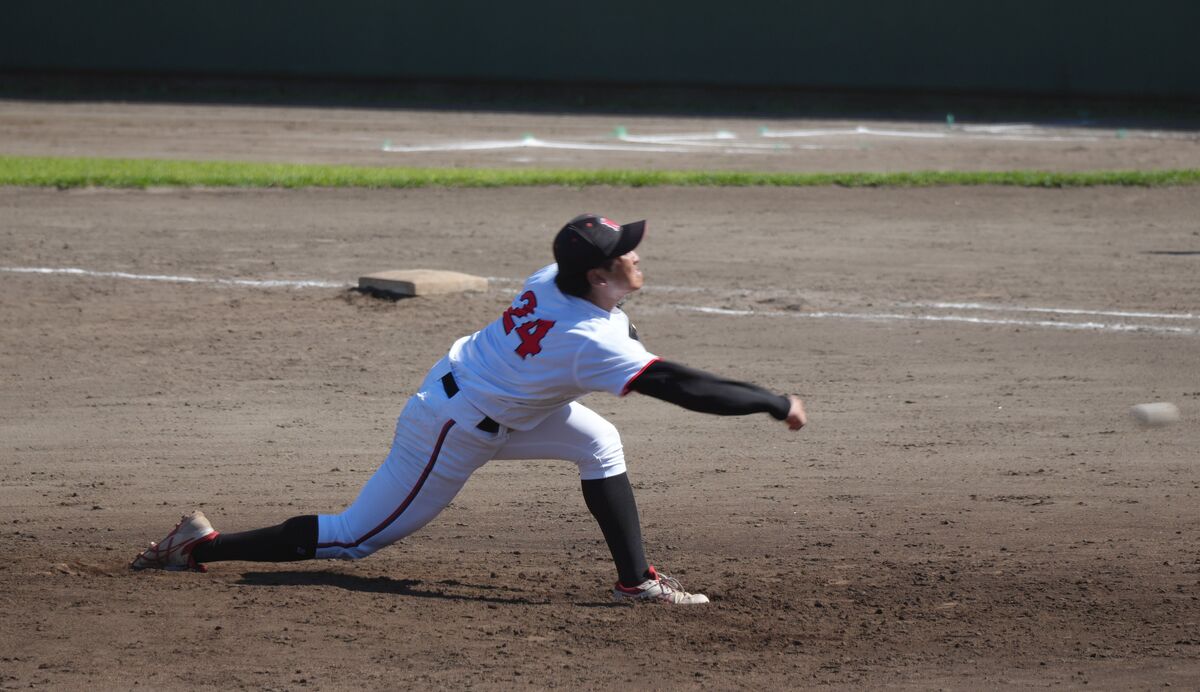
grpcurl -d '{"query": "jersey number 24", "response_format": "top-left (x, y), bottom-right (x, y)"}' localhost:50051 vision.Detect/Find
top-left (502, 290), bottom-right (556, 359)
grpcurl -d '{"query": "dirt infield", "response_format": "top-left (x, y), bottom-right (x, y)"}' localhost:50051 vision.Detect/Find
top-left (2, 103), bottom-right (1199, 689)
top-left (3, 100), bottom-right (1199, 173)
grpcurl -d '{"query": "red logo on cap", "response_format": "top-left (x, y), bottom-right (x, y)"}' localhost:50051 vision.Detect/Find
top-left (599, 218), bottom-right (621, 232)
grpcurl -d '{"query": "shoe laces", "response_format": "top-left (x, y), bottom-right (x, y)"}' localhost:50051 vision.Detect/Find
top-left (652, 569), bottom-right (687, 595)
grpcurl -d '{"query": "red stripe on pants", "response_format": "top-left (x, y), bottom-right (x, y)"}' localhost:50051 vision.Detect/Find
top-left (317, 419), bottom-right (456, 550)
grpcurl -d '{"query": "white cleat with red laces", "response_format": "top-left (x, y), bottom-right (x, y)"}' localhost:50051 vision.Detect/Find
top-left (130, 511), bottom-right (219, 573)
top-left (612, 566), bottom-right (709, 604)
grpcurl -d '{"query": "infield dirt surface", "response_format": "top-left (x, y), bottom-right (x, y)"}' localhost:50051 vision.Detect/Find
top-left (1, 102), bottom-right (1199, 689)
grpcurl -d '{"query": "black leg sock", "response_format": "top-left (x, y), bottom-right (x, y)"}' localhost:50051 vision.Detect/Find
top-left (191, 515), bottom-right (318, 563)
top-left (581, 472), bottom-right (650, 587)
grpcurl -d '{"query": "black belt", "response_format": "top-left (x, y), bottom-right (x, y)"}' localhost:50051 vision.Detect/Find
top-left (441, 372), bottom-right (501, 434)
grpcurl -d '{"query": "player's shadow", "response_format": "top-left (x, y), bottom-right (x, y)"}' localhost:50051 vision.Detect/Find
top-left (237, 570), bottom-right (545, 605)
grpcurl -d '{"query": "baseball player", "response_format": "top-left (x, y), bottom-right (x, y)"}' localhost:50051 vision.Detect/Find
top-left (132, 214), bottom-right (807, 604)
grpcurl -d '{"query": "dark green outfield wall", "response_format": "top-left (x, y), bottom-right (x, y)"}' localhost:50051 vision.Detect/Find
top-left (4, 1), bottom-right (1198, 98)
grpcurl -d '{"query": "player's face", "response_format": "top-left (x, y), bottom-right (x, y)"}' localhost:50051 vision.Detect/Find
top-left (606, 250), bottom-right (644, 293)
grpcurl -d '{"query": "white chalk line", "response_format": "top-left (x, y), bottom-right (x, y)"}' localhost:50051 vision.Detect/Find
top-left (385, 137), bottom-right (690, 154)
top-left (0, 266), bottom-right (349, 289)
top-left (614, 130), bottom-right (791, 151)
top-left (6, 266), bottom-right (1194, 337)
top-left (908, 301), bottom-right (1199, 321)
top-left (383, 134), bottom-right (787, 155)
top-left (638, 286), bottom-right (1200, 322)
top-left (488, 275), bottom-right (1197, 336)
top-left (618, 130), bottom-right (737, 142)
top-left (759, 125), bottom-right (1100, 143)
top-left (376, 120), bottom-right (1166, 156)
top-left (623, 137), bottom-right (782, 150)
top-left (378, 120), bottom-right (1188, 157)
top-left (761, 126), bottom-right (947, 140)
top-left (669, 305), bottom-right (1199, 336)
top-left (960, 123), bottom-right (1198, 141)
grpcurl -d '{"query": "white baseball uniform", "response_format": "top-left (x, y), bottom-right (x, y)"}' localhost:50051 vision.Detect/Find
top-left (316, 264), bottom-right (658, 559)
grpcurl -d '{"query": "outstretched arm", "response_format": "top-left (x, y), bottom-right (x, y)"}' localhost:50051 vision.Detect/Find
top-left (627, 360), bottom-right (806, 430)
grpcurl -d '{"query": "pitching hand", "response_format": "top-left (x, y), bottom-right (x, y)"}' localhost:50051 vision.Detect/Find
top-left (785, 395), bottom-right (807, 431)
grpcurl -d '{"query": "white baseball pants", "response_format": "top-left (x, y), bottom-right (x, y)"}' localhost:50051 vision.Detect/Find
top-left (316, 358), bottom-right (627, 560)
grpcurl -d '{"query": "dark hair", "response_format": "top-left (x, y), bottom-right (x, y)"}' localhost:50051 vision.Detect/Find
top-left (555, 258), bottom-right (616, 298)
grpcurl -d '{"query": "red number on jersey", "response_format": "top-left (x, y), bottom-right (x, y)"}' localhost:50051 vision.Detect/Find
top-left (501, 290), bottom-right (555, 358)
top-left (514, 319), bottom-right (556, 359)
top-left (502, 290), bottom-right (538, 334)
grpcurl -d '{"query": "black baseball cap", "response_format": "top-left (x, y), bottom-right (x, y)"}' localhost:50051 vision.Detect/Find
top-left (552, 214), bottom-right (646, 274)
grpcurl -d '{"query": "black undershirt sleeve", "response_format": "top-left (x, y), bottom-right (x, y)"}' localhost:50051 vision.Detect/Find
top-left (627, 359), bottom-right (791, 420)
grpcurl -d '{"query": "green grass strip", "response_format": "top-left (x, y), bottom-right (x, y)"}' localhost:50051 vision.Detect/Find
top-left (2, 155), bottom-right (1199, 189)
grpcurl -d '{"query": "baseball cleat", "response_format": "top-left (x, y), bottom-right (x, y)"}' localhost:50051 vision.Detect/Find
top-left (130, 510), bottom-right (219, 572)
top-left (612, 565), bottom-right (709, 604)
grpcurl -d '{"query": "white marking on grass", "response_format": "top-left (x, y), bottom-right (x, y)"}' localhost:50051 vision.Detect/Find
top-left (0, 266), bottom-right (348, 289)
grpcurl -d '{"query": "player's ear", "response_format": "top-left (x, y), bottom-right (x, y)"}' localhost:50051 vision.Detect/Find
top-left (586, 267), bottom-right (608, 287)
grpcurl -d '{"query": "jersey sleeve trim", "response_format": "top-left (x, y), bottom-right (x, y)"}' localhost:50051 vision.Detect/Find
top-left (620, 356), bottom-right (662, 397)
